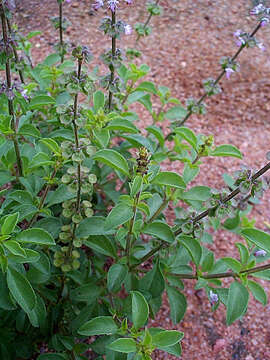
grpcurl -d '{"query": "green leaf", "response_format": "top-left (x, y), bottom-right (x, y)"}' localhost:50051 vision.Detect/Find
top-left (107, 264), bottom-right (128, 293)
top-left (121, 134), bottom-right (154, 152)
top-left (18, 124), bottom-right (41, 138)
top-left (105, 203), bottom-right (133, 230)
top-left (146, 125), bottom-right (165, 148)
top-left (107, 338), bottom-right (137, 353)
top-left (1, 212), bottom-right (19, 235)
top-left (93, 91), bottom-right (105, 112)
top-left (16, 228), bottom-right (55, 246)
top-left (29, 95), bottom-right (56, 109)
top-left (166, 285), bottom-right (187, 324)
top-left (46, 184), bottom-right (75, 206)
top-left (94, 149), bottom-right (129, 177)
top-left (151, 172), bottom-right (186, 189)
top-left (28, 294), bottom-right (47, 328)
top-left (165, 106), bottom-right (187, 120)
top-left (130, 175), bottom-right (143, 198)
top-left (221, 257), bottom-right (242, 273)
top-left (42, 53), bottom-right (61, 66)
top-left (7, 267), bottom-right (36, 313)
top-left (183, 164), bottom-right (199, 184)
top-left (76, 217), bottom-right (115, 237)
top-left (84, 236), bottom-right (117, 258)
top-left (29, 152), bottom-right (54, 169)
top-left (181, 186), bottom-right (211, 201)
top-left (236, 243), bottom-right (249, 264)
top-left (241, 228), bottom-right (270, 253)
top-left (178, 235), bottom-right (202, 266)
top-left (138, 94), bottom-right (152, 112)
top-left (152, 330), bottom-right (184, 348)
top-left (136, 81), bottom-right (157, 94)
top-left (4, 240), bottom-right (26, 257)
top-left (211, 144), bottom-right (242, 159)
top-left (174, 127), bottom-right (197, 149)
top-left (27, 252), bottom-right (51, 284)
top-left (107, 118), bottom-right (139, 134)
top-left (8, 249), bottom-right (40, 263)
top-left (78, 316), bottom-right (118, 336)
top-left (247, 280), bottom-right (267, 305)
top-left (131, 291), bottom-right (149, 330)
top-left (127, 91), bottom-right (146, 104)
top-left (93, 128), bottom-right (110, 148)
top-left (226, 281), bottom-right (249, 325)
top-left (143, 221), bottom-right (174, 243)
top-left (40, 138), bottom-right (61, 156)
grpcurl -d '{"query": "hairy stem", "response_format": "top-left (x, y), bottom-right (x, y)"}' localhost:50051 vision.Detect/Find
top-left (108, 11), bottom-right (116, 111)
top-left (28, 167), bottom-right (58, 227)
top-left (59, 1), bottom-right (64, 63)
top-left (72, 60), bottom-right (82, 213)
top-left (126, 189), bottom-right (142, 268)
top-left (6, 18), bottom-right (24, 83)
top-left (0, 3), bottom-right (23, 177)
top-left (167, 262), bottom-right (270, 280)
top-left (131, 161), bottom-right (270, 270)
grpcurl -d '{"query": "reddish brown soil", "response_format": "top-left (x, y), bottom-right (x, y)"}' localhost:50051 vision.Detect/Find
top-left (14, 1), bottom-right (270, 359)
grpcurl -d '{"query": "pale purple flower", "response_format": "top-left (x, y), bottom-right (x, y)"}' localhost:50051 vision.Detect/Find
top-left (124, 24), bottom-right (132, 35)
top-left (261, 18), bottom-right (270, 27)
top-left (93, 0), bottom-right (104, 10)
top-left (21, 89), bottom-right (29, 100)
top-left (250, 3), bottom-right (265, 15)
top-left (125, 0), bottom-right (133, 3)
top-left (107, 0), bottom-right (119, 12)
top-left (233, 29), bottom-right (246, 47)
top-left (65, 0), bottom-right (71, 3)
top-left (257, 42), bottom-right (266, 51)
top-left (209, 290), bottom-right (218, 305)
top-left (225, 68), bottom-right (234, 79)
top-left (254, 249), bottom-right (267, 257)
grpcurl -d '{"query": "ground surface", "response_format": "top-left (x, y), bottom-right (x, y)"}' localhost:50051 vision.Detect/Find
top-left (14, 0), bottom-right (270, 359)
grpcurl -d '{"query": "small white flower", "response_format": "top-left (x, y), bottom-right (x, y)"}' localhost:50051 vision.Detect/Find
top-left (250, 4), bottom-right (265, 15)
top-left (257, 42), bottom-right (266, 51)
top-left (209, 290), bottom-right (218, 305)
top-left (225, 68), bottom-right (235, 79)
top-left (124, 24), bottom-right (132, 35)
top-left (107, 0), bottom-right (119, 12)
top-left (254, 249), bottom-right (267, 257)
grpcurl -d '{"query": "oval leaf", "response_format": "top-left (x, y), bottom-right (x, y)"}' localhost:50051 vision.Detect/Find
top-left (152, 330), bottom-right (184, 348)
top-left (131, 291), bottom-right (149, 330)
top-left (16, 228), bottom-right (55, 246)
top-left (166, 285), bottom-right (187, 324)
top-left (151, 172), bottom-right (186, 189)
top-left (247, 280), bottom-right (267, 306)
top-left (226, 281), bottom-right (249, 325)
top-left (107, 338), bottom-right (137, 353)
top-left (241, 228), bottom-right (270, 253)
top-left (211, 144), bottom-right (242, 159)
top-left (174, 127), bottom-right (197, 150)
top-left (94, 149), bottom-right (129, 176)
top-left (105, 203), bottom-right (133, 230)
top-left (7, 267), bottom-right (36, 313)
top-left (107, 264), bottom-right (128, 293)
top-left (78, 316), bottom-right (118, 336)
top-left (144, 221), bottom-right (174, 243)
top-left (29, 95), bottom-right (56, 109)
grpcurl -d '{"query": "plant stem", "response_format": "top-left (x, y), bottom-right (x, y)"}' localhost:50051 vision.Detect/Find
top-left (59, 1), bottom-right (64, 63)
top-left (108, 11), bottom-right (116, 111)
top-left (167, 262), bottom-right (270, 280)
top-left (165, 21), bottom-right (263, 140)
top-left (126, 189), bottom-right (142, 268)
top-left (146, 195), bottom-right (169, 224)
top-left (28, 167), bottom-right (58, 227)
top-left (130, 161), bottom-right (270, 270)
top-left (72, 59), bottom-right (82, 213)
top-left (0, 3), bottom-right (23, 177)
top-left (6, 18), bottom-right (24, 84)
top-left (136, 0), bottom-right (160, 42)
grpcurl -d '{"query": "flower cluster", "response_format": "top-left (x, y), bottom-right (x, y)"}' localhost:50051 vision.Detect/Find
top-left (254, 249), bottom-right (267, 257)
top-left (186, 97), bottom-right (206, 115)
top-left (0, 82), bottom-right (28, 100)
top-left (93, 0), bottom-right (132, 12)
top-left (220, 57), bottom-right (240, 79)
top-left (209, 290), bottom-right (219, 305)
top-left (233, 29), bottom-right (265, 51)
top-left (250, 3), bottom-right (270, 26)
top-left (203, 78), bottom-right (222, 96)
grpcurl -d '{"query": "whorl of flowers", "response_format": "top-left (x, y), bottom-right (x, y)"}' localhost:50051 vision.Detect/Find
top-left (93, 0), bottom-right (133, 12)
